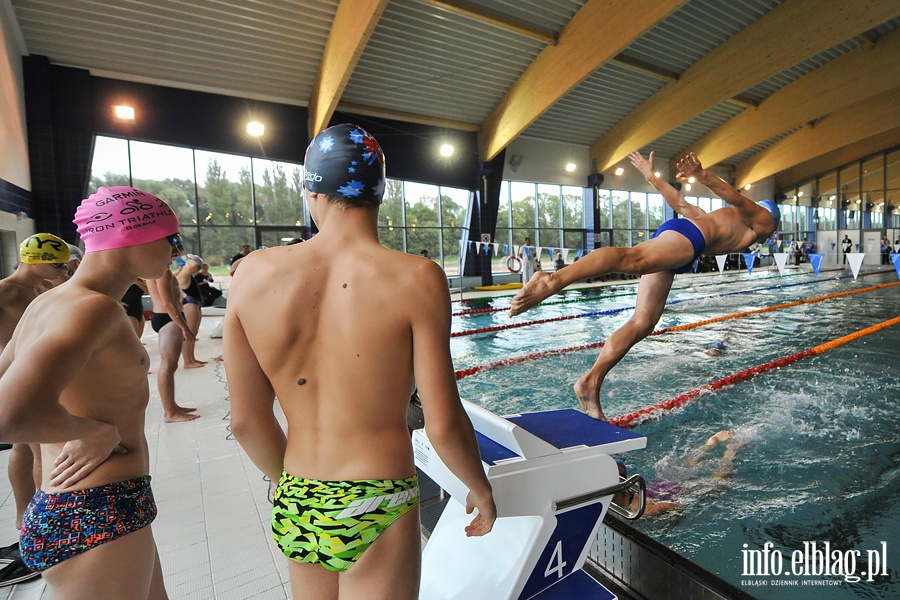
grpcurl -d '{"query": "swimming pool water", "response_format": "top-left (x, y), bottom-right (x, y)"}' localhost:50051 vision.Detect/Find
top-left (451, 269), bottom-right (900, 599)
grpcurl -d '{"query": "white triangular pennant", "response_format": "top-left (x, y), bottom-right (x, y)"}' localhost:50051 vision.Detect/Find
top-left (772, 252), bottom-right (788, 276)
top-left (561, 248), bottom-right (569, 263)
top-left (847, 253), bottom-right (865, 279)
top-left (715, 254), bottom-right (727, 273)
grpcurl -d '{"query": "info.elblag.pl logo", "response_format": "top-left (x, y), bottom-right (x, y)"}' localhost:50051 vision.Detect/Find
top-left (740, 541), bottom-right (889, 588)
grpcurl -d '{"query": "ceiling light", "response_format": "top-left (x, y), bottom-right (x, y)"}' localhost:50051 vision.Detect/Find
top-left (829, 195), bottom-right (836, 201)
top-left (114, 105), bottom-right (135, 120)
top-left (440, 144), bottom-right (454, 157)
top-left (653, 171), bottom-right (661, 178)
top-left (247, 121), bottom-right (265, 136)
top-left (685, 183), bottom-right (692, 192)
top-left (565, 162), bottom-right (576, 172)
top-left (797, 191), bottom-right (804, 197)
top-left (614, 167), bottom-right (624, 176)
top-left (687, 176), bottom-right (696, 184)
top-left (744, 184), bottom-right (752, 190)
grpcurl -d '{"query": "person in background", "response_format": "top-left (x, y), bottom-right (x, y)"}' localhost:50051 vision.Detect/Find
top-left (841, 234), bottom-right (852, 264)
top-left (510, 151), bottom-right (778, 421)
top-left (175, 255), bottom-right (206, 369)
top-left (146, 261), bottom-right (199, 423)
top-left (881, 236), bottom-right (891, 265)
top-left (518, 236), bottom-right (536, 283)
top-left (230, 244), bottom-right (251, 266)
top-left (194, 263), bottom-right (222, 307)
top-left (121, 278), bottom-right (149, 339)
top-left (420, 249), bottom-right (429, 259)
top-left (66, 244), bottom-right (83, 276)
top-left (554, 255), bottom-right (566, 270)
top-left (224, 123), bottom-right (495, 600)
top-left (0, 233), bottom-right (71, 587)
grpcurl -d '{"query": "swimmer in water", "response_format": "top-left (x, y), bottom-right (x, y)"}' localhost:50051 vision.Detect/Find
top-left (705, 336), bottom-right (731, 357)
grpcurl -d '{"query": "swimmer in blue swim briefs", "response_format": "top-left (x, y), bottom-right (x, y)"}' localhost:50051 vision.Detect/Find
top-left (510, 151), bottom-right (778, 421)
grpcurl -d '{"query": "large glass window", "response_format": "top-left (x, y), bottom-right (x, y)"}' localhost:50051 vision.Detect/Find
top-left (195, 151), bottom-right (253, 227)
top-left (87, 137), bottom-right (130, 192)
top-left (648, 193), bottom-right (664, 230)
top-left (130, 141), bottom-right (197, 229)
top-left (253, 159), bottom-right (306, 228)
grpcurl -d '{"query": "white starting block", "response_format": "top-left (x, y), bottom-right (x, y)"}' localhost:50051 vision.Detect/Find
top-left (414, 402), bottom-right (646, 600)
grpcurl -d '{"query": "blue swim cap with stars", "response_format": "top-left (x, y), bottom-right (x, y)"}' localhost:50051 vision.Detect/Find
top-left (303, 123), bottom-right (386, 204)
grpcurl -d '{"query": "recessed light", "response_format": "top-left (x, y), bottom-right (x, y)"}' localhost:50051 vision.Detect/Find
top-left (247, 121), bottom-right (265, 136)
top-left (114, 105), bottom-right (134, 120)
top-left (440, 144), bottom-right (454, 157)
top-left (614, 167), bottom-right (624, 176)
top-left (565, 162), bottom-right (576, 172)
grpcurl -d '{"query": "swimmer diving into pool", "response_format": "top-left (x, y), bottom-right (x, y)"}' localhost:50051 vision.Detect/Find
top-left (509, 151), bottom-right (778, 420)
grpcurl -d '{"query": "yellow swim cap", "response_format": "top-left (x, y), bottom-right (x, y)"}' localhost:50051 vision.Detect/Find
top-left (19, 233), bottom-right (70, 264)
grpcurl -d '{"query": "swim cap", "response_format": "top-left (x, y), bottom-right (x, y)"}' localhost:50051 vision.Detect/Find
top-left (757, 199), bottom-right (780, 231)
top-left (185, 254), bottom-right (203, 267)
top-left (67, 244), bottom-right (83, 261)
top-left (303, 123), bottom-right (386, 204)
top-left (74, 187), bottom-right (179, 253)
top-left (19, 233), bottom-right (69, 264)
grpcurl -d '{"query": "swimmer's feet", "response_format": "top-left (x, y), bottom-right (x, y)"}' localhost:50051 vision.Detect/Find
top-left (509, 272), bottom-right (562, 316)
top-left (175, 405), bottom-right (197, 413)
top-left (706, 430), bottom-right (734, 446)
top-left (183, 360), bottom-right (207, 369)
top-left (164, 411), bottom-right (200, 423)
top-left (573, 376), bottom-right (607, 421)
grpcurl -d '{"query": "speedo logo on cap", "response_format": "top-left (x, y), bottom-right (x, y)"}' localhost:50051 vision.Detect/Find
top-left (304, 171), bottom-right (323, 183)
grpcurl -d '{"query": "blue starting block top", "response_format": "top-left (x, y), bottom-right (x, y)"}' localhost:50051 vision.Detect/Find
top-left (508, 409), bottom-right (643, 450)
top-left (474, 409), bottom-right (645, 466)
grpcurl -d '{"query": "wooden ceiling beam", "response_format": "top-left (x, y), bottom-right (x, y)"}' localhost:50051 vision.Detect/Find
top-left (734, 89), bottom-right (900, 188)
top-left (590, 0), bottom-right (900, 173)
top-left (308, 0), bottom-right (388, 137)
top-left (418, 0), bottom-right (555, 44)
top-left (680, 28), bottom-right (900, 172)
top-left (480, 0), bottom-right (685, 161)
top-left (774, 127), bottom-right (900, 190)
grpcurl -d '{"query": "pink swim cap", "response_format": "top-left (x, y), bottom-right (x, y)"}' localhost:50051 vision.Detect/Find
top-left (74, 187), bottom-right (180, 253)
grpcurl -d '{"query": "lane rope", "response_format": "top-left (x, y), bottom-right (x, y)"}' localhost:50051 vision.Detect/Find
top-left (454, 280), bottom-right (900, 380)
top-left (451, 267), bottom-right (841, 315)
top-left (452, 270), bottom-right (893, 338)
top-left (609, 314), bottom-right (900, 429)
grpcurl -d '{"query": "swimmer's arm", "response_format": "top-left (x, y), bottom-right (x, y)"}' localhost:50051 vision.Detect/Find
top-left (0, 300), bottom-right (124, 486)
top-left (629, 151), bottom-right (702, 219)
top-left (678, 153), bottom-right (755, 213)
top-left (412, 263), bottom-right (495, 536)
top-left (223, 300), bottom-right (285, 482)
top-left (147, 272), bottom-right (195, 342)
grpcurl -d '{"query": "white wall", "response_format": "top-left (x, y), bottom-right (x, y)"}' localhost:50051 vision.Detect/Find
top-left (502, 136), bottom-right (589, 186)
top-left (0, 0), bottom-right (29, 190)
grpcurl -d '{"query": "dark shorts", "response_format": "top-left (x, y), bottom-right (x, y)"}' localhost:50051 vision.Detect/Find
top-left (121, 285), bottom-right (145, 320)
top-left (651, 218), bottom-right (707, 274)
top-left (150, 312), bottom-right (184, 333)
top-left (20, 476), bottom-right (157, 572)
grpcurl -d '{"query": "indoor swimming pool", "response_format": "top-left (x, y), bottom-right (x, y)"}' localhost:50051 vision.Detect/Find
top-left (450, 267), bottom-right (900, 599)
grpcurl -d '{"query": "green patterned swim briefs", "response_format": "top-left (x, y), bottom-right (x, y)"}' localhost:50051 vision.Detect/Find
top-left (272, 471), bottom-right (419, 572)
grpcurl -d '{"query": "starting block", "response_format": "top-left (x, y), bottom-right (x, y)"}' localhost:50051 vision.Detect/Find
top-left (414, 402), bottom-right (646, 600)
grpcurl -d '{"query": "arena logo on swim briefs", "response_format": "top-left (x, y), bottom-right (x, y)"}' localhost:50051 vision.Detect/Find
top-left (739, 541), bottom-right (889, 587)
